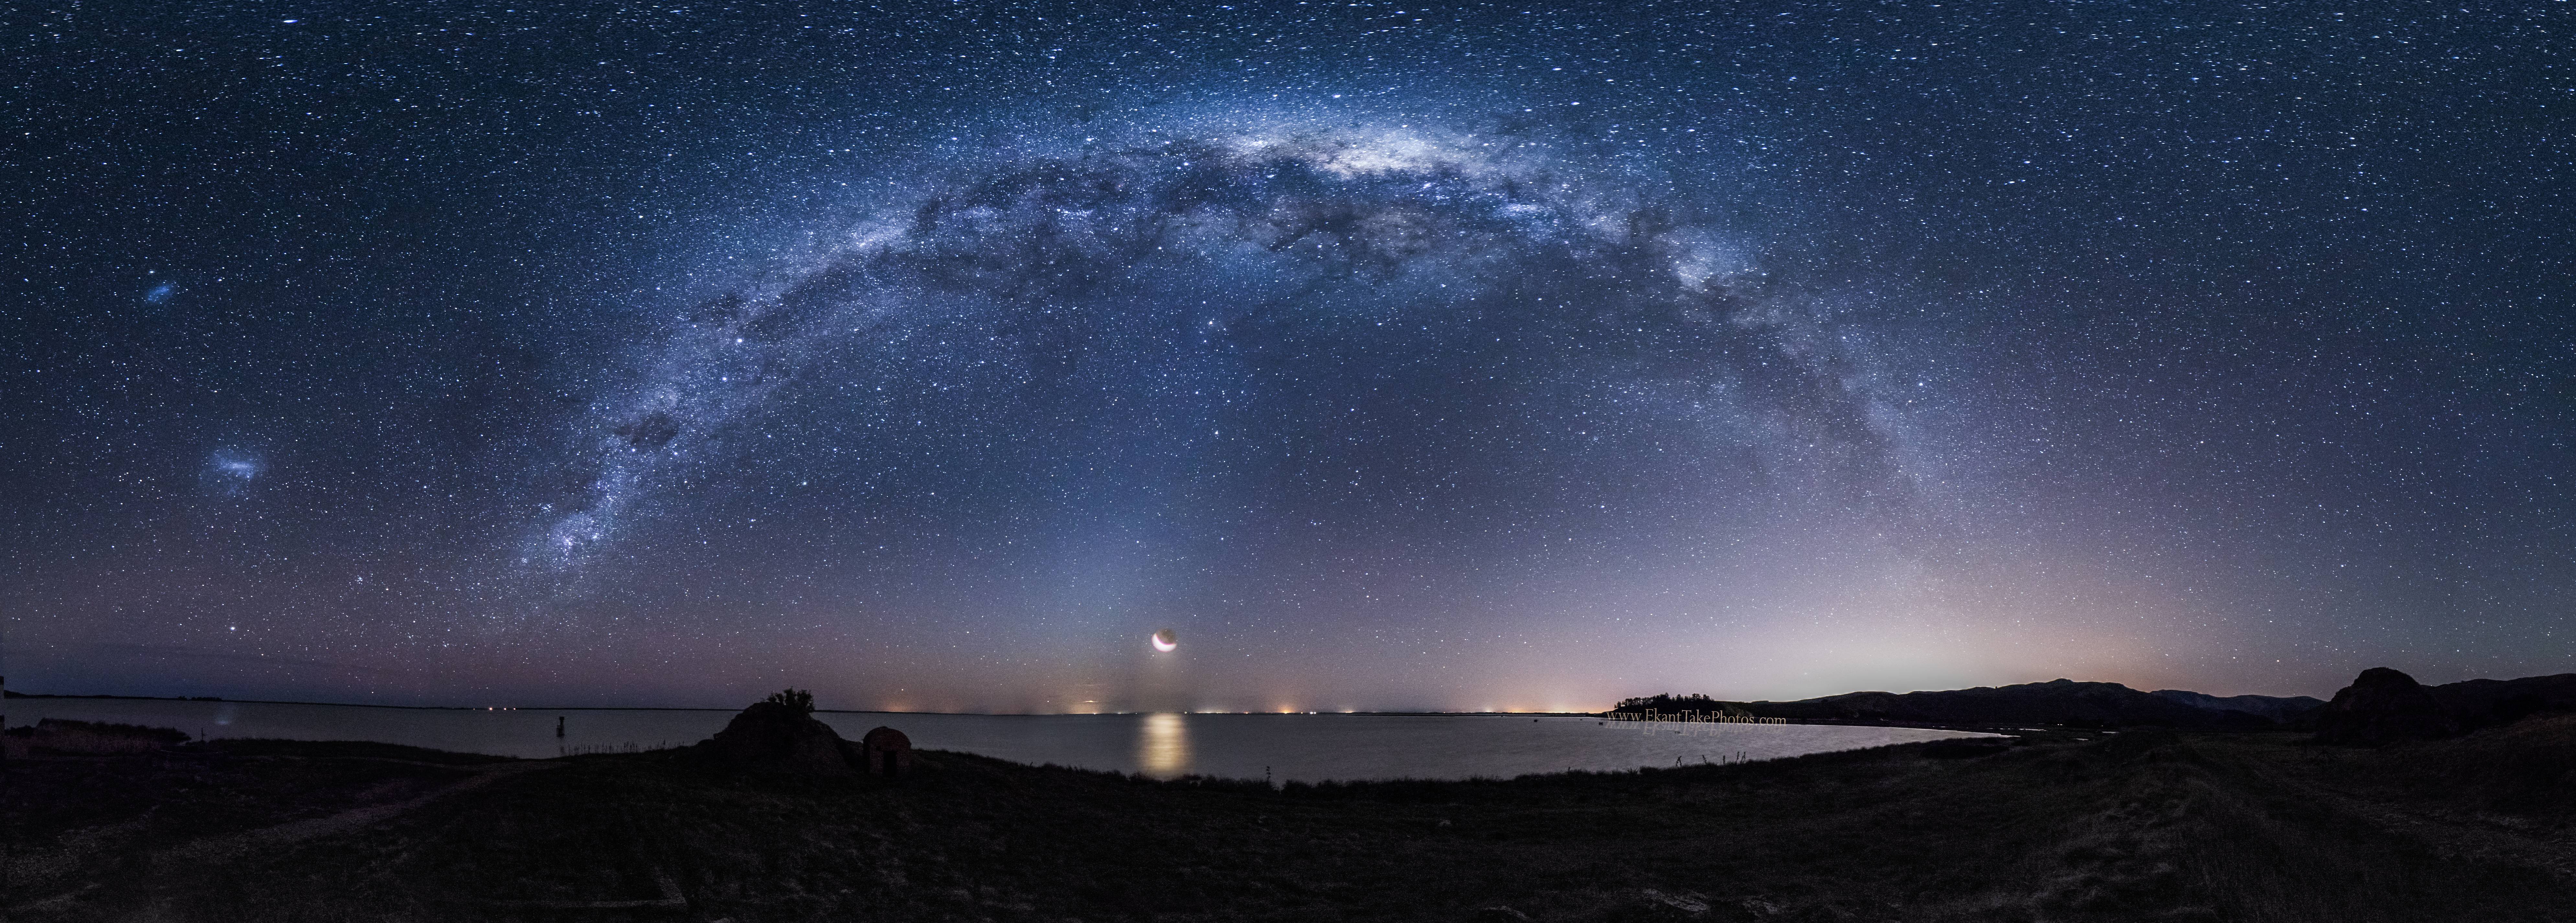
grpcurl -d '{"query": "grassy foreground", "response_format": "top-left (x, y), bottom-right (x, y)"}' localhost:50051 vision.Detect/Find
top-left (7, 722), bottom-right (2573, 922)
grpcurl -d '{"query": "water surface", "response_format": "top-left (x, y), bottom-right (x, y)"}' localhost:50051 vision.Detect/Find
top-left (9, 698), bottom-right (1988, 783)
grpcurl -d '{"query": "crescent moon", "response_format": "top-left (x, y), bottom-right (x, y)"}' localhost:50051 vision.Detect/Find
top-left (1150, 629), bottom-right (1178, 653)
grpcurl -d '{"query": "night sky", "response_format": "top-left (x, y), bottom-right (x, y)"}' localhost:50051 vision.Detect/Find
top-left (8, 1), bottom-right (2570, 712)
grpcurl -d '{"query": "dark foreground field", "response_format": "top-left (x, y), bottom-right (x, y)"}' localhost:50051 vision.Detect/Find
top-left (8, 720), bottom-right (2574, 922)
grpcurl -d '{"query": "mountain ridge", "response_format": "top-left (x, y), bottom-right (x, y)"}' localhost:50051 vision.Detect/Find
top-left (2149, 688), bottom-right (2326, 722)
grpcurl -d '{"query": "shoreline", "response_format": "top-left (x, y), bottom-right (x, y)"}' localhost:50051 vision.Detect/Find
top-left (14, 724), bottom-right (2569, 920)
top-left (5, 692), bottom-right (1614, 718)
top-left (4, 695), bottom-right (2190, 734)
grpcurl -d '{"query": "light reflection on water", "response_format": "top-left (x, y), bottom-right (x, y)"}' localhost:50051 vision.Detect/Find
top-left (1138, 712), bottom-right (1190, 779)
top-left (6, 699), bottom-right (1994, 782)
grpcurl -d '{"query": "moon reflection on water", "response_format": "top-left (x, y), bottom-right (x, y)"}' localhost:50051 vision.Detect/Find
top-left (1138, 712), bottom-right (1191, 778)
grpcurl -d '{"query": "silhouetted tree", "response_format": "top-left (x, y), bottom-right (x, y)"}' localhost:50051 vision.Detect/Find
top-left (765, 688), bottom-right (816, 714)
top-left (1611, 693), bottom-right (1751, 716)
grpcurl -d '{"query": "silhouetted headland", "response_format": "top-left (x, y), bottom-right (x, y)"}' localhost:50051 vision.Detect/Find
top-left (1612, 680), bottom-right (2327, 730)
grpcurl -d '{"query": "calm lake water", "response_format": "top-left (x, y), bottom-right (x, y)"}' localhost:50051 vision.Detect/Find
top-left (8, 698), bottom-right (1990, 783)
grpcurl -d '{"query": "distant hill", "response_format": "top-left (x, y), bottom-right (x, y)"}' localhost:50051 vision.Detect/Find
top-left (2426, 673), bottom-right (2576, 728)
top-left (1613, 670), bottom-right (2576, 737)
top-left (1615, 679), bottom-right (2311, 729)
top-left (2150, 689), bottom-right (2325, 723)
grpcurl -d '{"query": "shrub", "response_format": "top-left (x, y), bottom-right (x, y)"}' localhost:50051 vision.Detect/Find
top-left (764, 688), bottom-right (816, 714)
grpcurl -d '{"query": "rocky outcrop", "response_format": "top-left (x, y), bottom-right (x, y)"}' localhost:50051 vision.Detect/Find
top-left (698, 701), bottom-right (860, 775)
top-left (2313, 667), bottom-right (2460, 746)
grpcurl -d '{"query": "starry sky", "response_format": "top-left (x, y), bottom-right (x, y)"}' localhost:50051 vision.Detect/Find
top-left (7, 1), bottom-right (2570, 711)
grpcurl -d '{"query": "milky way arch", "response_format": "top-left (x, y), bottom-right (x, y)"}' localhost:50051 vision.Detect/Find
top-left (523, 121), bottom-right (1922, 578)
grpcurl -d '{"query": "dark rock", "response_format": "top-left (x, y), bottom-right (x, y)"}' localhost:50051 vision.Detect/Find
top-left (698, 701), bottom-right (858, 775)
top-left (2313, 667), bottom-right (2460, 746)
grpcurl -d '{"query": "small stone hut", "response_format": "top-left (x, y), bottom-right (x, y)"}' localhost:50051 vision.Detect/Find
top-left (858, 726), bottom-right (912, 777)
